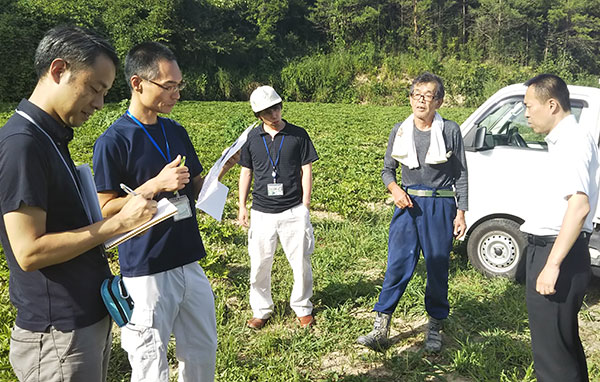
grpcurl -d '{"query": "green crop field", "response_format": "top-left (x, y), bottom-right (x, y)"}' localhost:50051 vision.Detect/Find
top-left (1, 101), bottom-right (599, 381)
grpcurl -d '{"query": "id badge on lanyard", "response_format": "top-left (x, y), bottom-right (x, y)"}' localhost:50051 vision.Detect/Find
top-left (267, 182), bottom-right (284, 196)
top-left (127, 111), bottom-right (193, 221)
top-left (170, 194), bottom-right (193, 221)
top-left (263, 134), bottom-right (285, 197)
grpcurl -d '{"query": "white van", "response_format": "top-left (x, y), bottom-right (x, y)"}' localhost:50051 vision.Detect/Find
top-left (461, 84), bottom-right (600, 280)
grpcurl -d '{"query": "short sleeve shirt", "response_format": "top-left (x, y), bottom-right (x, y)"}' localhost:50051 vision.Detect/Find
top-left (93, 113), bottom-right (206, 277)
top-left (0, 99), bottom-right (110, 332)
top-left (239, 121), bottom-right (318, 213)
top-left (521, 115), bottom-right (600, 235)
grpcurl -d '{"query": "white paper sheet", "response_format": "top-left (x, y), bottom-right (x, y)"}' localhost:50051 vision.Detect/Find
top-left (196, 122), bottom-right (257, 221)
top-left (75, 164), bottom-right (178, 249)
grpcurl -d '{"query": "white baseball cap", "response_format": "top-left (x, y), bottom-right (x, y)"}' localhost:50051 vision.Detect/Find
top-left (250, 85), bottom-right (282, 113)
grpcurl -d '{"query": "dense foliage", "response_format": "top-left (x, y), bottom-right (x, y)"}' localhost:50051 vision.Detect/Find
top-left (2, 0), bottom-right (600, 105)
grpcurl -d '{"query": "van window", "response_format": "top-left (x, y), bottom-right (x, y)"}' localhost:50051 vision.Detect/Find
top-left (476, 97), bottom-right (584, 149)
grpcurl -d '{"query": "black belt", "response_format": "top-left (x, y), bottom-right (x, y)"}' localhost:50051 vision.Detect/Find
top-left (527, 232), bottom-right (590, 247)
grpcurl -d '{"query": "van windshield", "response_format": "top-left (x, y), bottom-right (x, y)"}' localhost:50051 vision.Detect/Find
top-left (477, 97), bottom-right (584, 149)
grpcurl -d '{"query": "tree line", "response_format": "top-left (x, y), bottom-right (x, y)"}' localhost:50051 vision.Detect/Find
top-left (1, 0), bottom-right (599, 106)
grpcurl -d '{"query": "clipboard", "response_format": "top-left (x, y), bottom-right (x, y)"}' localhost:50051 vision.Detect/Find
top-left (75, 164), bottom-right (178, 250)
top-left (104, 198), bottom-right (178, 250)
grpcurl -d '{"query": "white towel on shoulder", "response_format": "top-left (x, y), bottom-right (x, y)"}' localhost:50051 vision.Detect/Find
top-left (391, 112), bottom-right (449, 169)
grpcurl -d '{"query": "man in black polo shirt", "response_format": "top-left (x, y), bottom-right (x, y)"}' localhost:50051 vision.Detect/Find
top-left (0, 26), bottom-right (156, 382)
top-left (238, 85), bottom-right (319, 329)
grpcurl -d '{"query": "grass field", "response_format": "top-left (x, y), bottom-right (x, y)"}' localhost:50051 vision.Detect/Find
top-left (1, 100), bottom-right (599, 381)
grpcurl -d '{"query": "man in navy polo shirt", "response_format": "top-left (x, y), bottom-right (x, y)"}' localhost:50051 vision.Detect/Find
top-left (93, 42), bottom-right (236, 381)
top-left (0, 26), bottom-right (156, 382)
top-left (238, 85), bottom-right (319, 329)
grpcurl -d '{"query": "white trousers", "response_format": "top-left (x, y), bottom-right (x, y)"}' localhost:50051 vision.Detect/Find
top-left (249, 203), bottom-right (315, 319)
top-left (121, 262), bottom-right (217, 382)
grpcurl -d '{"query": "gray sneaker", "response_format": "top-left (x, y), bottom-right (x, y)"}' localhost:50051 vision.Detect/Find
top-left (424, 317), bottom-right (443, 352)
top-left (357, 312), bottom-right (392, 351)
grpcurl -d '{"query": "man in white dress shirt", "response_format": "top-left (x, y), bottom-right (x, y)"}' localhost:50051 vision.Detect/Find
top-left (520, 73), bottom-right (599, 382)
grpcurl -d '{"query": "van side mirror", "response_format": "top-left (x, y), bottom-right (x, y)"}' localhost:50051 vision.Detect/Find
top-left (473, 126), bottom-right (494, 151)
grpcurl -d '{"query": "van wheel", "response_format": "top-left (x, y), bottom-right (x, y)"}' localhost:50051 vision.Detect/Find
top-left (467, 218), bottom-right (527, 281)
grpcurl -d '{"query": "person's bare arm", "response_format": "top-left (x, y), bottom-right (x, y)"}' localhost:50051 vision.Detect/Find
top-left (454, 210), bottom-right (466, 239)
top-left (4, 195), bottom-right (156, 271)
top-left (98, 190), bottom-right (129, 218)
top-left (301, 163), bottom-right (313, 208)
top-left (238, 166), bottom-right (252, 227)
top-left (387, 182), bottom-right (413, 209)
top-left (536, 192), bottom-right (590, 295)
top-left (191, 151), bottom-right (241, 201)
top-left (218, 150), bottom-right (240, 181)
top-left (192, 173), bottom-right (204, 201)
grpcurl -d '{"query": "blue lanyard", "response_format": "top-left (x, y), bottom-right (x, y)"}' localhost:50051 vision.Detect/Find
top-left (262, 134), bottom-right (285, 181)
top-left (127, 111), bottom-right (171, 162)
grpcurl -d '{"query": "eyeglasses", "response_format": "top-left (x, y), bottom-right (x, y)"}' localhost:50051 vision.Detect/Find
top-left (144, 78), bottom-right (186, 93)
top-left (410, 92), bottom-right (436, 102)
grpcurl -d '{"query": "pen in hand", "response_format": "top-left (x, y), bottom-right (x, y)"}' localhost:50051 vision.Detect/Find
top-left (120, 183), bottom-right (138, 196)
top-left (175, 156), bottom-right (186, 197)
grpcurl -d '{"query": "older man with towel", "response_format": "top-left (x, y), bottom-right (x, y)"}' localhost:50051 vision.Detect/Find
top-left (357, 72), bottom-right (468, 352)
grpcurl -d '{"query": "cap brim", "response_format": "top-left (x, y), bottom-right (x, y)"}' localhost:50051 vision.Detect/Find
top-left (253, 97), bottom-right (283, 113)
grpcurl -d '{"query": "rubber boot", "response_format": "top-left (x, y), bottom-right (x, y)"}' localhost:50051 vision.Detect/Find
top-left (357, 312), bottom-right (392, 351)
top-left (424, 317), bottom-right (443, 352)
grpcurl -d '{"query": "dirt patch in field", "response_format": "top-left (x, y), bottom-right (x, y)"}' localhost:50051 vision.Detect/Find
top-left (310, 210), bottom-right (344, 222)
top-left (364, 201), bottom-right (389, 213)
top-left (321, 350), bottom-right (394, 380)
top-left (319, 313), bottom-right (476, 381)
top-left (441, 375), bottom-right (473, 382)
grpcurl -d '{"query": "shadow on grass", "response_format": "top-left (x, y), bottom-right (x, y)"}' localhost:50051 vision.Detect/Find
top-left (314, 278), bottom-right (384, 309)
top-left (583, 276), bottom-right (600, 307)
top-left (107, 337), bottom-right (131, 382)
top-left (223, 263), bottom-right (250, 284)
top-left (329, 252), bottom-right (600, 381)
top-left (328, 244), bottom-right (535, 381)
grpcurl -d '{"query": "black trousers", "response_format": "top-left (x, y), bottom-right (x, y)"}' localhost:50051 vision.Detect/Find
top-left (526, 233), bottom-right (591, 382)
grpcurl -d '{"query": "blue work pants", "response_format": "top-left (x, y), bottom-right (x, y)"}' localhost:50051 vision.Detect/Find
top-left (373, 190), bottom-right (456, 319)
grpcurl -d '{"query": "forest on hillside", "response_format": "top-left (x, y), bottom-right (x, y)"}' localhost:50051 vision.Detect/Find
top-left (1, 0), bottom-right (599, 105)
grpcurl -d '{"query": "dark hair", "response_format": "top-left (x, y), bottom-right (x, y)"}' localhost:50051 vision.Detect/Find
top-left (524, 74), bottom-right (571, 112)
top-left (254, 102), bottom-right (283, 118)
top-left (34, 25), bottom-right (118, 79)
top-left (124, 42), bottom-right (177, 90)
top-left (410, 72), bottom-right (445, 100)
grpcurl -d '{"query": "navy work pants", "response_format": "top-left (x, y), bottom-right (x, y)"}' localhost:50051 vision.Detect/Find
top-left (526, 233), bottom-right (590, 382)
top-left (373, 189), bottom-right (456, 319)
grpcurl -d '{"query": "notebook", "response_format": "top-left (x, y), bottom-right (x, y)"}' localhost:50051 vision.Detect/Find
top-left (76, 164), bottom-right (178, 250)
top-left (104, 198), bottom-right (178, 250)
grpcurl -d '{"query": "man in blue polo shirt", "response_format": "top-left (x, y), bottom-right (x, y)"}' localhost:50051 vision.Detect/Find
top-left (238, 85), bottom-right (319, 329)
top-left (0, 26), bottom-right (156, 382)
top-left (93, 42), bottom-right (236, 381)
